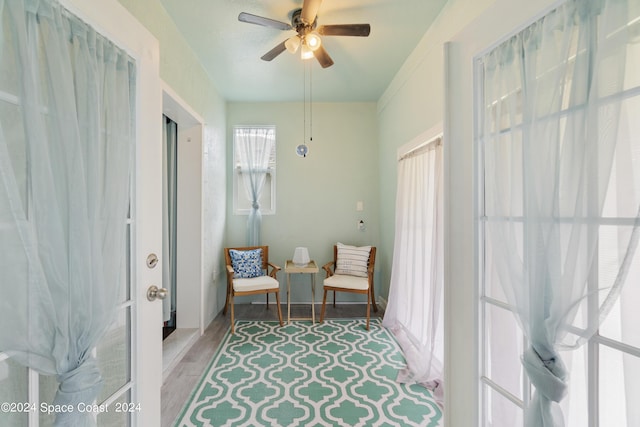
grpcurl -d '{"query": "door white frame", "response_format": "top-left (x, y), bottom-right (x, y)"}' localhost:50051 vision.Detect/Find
top-left (162, 84), bottom-right (206, 336)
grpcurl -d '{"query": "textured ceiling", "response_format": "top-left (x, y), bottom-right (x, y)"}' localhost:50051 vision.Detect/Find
top-left (160, 0), bottom-right (447, 102)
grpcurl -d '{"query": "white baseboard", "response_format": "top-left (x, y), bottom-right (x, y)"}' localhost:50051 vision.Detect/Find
top-left (251, 299), bottom-right (387, 307)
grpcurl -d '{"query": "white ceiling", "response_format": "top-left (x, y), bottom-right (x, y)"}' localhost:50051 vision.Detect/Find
top-left (160, 0), bottom-right (447, 102)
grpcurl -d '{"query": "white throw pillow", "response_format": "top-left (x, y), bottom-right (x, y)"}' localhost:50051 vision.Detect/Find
top-left (335, 243), bottom-right (371, 277)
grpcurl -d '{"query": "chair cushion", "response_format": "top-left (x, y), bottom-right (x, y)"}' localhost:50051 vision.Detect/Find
top-left (233, 275), bottom-right (280, 292)
top-left (335, 243), bottom-right (371, 277)
top-left (324, 274), bottom-right (369, 291)
top-left (229, 248), bottom-right (263, 278)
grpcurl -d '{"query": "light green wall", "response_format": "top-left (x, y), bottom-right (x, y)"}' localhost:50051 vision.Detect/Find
top-left (375, 3), bottom-right (496, 425)
top-left (117, 0), bottom-right (227, 323)
top-left (227, 102), bottom-right (380, 303)
top-left (117, 0), bottom-right (219, 112)
top-left (375, 0), bottom-right (498, 303)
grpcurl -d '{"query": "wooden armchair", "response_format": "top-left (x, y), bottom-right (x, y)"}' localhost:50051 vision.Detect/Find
top-left (223, 246), bottom-right (283, 333)
top-left (320, 244), bottom-right (378, 330)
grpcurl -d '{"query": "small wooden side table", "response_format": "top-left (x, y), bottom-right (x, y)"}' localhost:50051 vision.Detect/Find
top-left (284, 260), bottom-right (319, 324)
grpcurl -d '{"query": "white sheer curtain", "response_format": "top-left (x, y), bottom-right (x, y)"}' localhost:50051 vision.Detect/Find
top-left (482, 0), bottom-right (639, 425)
top-left (383, 139), bottom-right (444, 404)
top-left (0, 1), bottom-right (135, 425)
top-left (235, 126), bottom-right (275, 246)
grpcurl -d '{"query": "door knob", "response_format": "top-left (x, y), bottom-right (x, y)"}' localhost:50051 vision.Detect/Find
top-left (147, 285), bottom-right (168, 301)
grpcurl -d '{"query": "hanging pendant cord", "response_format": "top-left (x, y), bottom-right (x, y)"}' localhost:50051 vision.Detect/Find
top-left (310, 63), bottom-right (313, 144)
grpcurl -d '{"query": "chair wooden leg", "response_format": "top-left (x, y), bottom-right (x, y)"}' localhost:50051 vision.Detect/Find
top-left (230, 293), bottom-right (235, 334)
top-left (332, 290), bottom-right (336, 308)
top-left (320, 289), bottom-right (328, 323)
top-left (223, 280), bottom-right (231, 315)
top-left (275, 291), bottom-right (283, 326)
top-left (365, 289), bottom-right (371, 331)
top-left (370, 283), bottom-right (378, 313)
top-left (266, 293), bottom-right (269, 309)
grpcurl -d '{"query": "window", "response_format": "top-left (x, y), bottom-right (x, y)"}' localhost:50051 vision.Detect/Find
top-left (476, 1), bottom-right (640, 425)
top-left (232, 126), bottom-right (276, 215)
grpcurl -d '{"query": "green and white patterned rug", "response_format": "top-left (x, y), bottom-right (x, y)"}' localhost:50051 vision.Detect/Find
top-left (173, 319), bottom-right (442, 427)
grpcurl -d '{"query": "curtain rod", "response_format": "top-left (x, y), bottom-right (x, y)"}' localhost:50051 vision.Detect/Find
top-left (398, 136), bottom-right (442, 162)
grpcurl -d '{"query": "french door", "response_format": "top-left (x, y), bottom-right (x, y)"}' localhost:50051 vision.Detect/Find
top-left (0, 0), bottom-right (163, 426)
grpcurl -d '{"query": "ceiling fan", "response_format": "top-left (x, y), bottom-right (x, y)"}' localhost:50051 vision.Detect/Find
top-left (238, 0), bottom-right (371, 68)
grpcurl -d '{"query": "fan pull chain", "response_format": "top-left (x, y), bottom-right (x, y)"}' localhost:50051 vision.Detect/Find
top-left (297, 60), bottom-right (313, 158)
top-left (303, 60), bottom-right (306, 150)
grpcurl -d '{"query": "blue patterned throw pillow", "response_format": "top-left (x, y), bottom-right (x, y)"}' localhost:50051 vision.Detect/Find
top-left (229, 248), bottom-right (263, 278)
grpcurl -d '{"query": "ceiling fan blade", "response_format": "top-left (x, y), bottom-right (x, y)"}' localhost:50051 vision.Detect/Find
top-left (238, 12), bottom-right (292, 31)
top-left (301, 0), bottom-right (322, 25)
top-left (314, 45), bottom-right (334, 68)
top-left (261, 40), bottom-right (288, 61)
top-left (318, 24), bottom-right (371, 37)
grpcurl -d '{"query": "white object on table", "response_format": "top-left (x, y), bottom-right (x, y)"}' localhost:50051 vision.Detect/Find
top-left (292, 247), bottom-right (310, 267)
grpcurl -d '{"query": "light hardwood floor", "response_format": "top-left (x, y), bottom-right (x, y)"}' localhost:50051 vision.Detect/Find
top-left (161, 302), bottom-right (384, 427)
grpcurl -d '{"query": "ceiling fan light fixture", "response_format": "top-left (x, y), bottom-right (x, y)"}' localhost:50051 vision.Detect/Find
top-left (300, 44), bottom-right (314, 60)
top-left (238, 3), bottom-right (370, 68)
top-left (305, 32), bottom-right (322, 51)
top-left (285, 35), bottom-right (300, 54)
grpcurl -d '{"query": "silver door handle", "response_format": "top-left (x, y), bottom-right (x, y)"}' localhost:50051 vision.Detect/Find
top-left (147, 285), bottom-right (168, 301)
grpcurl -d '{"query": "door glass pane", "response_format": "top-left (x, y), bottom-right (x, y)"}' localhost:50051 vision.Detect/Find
top-left (0, 11), bottom-right (19, 96)
top-left (98, 389), bottom-right (131, 427)
top-left (0, 357), bottom-right (29, 427)
top-left (599, 346), bottom-right (640, 427)
top-left (599, 225), bottom-right (640, 348)
top-left (484, 303), bottom-right (523, 399)
top-left (600, 283), bottom-right (640, 349)
top-left (623, 40), bottom-right (640, 92)
top-left (0, 100), bottom-right (27, 214)
top-left (483, 237), bottom-right (511, 304)
top-left (483, 130), bottom-right (523, 217)
top-left (483, 383), bottom-right (523, 427)
top-left (97, 307), bottom-right (131, 402)
top-left (559, 345), bottom-right (587, 427)
top-left (39, 373), bottom-right (58, 426)
top-left (483, 221), bottom-right (523, 304)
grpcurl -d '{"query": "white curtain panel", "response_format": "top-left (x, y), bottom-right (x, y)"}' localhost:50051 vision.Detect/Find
top-left (383, 140), bottom-right (444, 403)
top-left (482, 0), bottom-right (639, 425)
top-left (235, 127), bottom-right (275, 246)
top-left (0, 0), bottom-right (135, 425)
